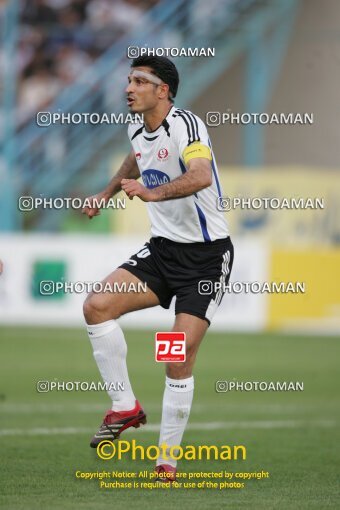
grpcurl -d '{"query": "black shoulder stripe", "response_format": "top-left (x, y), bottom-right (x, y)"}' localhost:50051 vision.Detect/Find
top-left (189, 112), bottom-right (200, 142)
top-left (182, 109), bottom-right (200, 142)
top-left (131, 125), bottom-right (144, 140)
top-left (178, 109), bottom-right (198, 142)
top-left (176, 113), bottom-right (193, 145)
top-left (176, 110), bottom-right (195, 145)
top-left (174, 109), bottom-right (200, 144)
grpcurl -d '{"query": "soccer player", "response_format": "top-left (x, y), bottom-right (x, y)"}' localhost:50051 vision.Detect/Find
top-left (82, 56), bottom-right (234, 481)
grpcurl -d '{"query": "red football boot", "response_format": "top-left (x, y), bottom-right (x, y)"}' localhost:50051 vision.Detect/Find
top-left (90, 400), bottom-right (146, 448)
top-left (154, 464), bottom-right (177, 483)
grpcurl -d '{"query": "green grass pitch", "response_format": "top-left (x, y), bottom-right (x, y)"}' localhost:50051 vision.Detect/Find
top-left (0, 327), bottom-right (339, 509)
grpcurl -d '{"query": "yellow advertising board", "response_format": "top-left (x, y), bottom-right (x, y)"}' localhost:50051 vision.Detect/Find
top-left (268, 248), bottom-right (340, 332)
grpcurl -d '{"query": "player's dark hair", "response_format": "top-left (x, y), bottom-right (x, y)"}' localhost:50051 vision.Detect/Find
top-left (131, 56), bottom-right (179, 102)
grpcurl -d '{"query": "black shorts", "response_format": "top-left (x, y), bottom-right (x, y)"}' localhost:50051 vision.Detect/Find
top-left (119, 236), bottom-right (234, 325)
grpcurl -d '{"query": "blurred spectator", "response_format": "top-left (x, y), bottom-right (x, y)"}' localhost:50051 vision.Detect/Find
top-left (55, 44), bottom-right (93, 84)
top-left (18, 63), bottom-right (61, 124)
top-left (21, 0), bottom-right (58, 26)
top-left (86, 0), bottom-right (144, 35)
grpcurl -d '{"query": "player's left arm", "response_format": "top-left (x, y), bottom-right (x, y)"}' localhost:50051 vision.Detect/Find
top-left (121, 156), bottom-right (212, 202)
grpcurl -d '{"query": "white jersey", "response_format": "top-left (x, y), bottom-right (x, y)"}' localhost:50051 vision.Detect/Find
top-left (127, 105), bottom-right (229, 243)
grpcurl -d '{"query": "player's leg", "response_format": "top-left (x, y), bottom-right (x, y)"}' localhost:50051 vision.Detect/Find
top-left (155, 313), bottom-right (208, 478)
top-left (83, 268), bottom-right (161, 446)
top-left (83, 267), bottom-right (160, 409)
top-left (84, 238), bottom-right (175, 447)
top-left (154, 237), bottom-right (234, 478)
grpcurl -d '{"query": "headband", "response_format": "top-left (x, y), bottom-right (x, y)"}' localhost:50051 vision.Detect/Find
top-left (129, 69), bottom-right (163, 85)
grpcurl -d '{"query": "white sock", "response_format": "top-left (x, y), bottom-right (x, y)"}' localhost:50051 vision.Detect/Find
top-left (156, 376), bottom-right (194, 468)
top-left (86, 319), bottom-right (136, 411)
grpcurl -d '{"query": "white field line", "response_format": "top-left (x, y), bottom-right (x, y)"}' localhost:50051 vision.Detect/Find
top-left (0, 402), bottom-right (312, 414)
top-left (0, 420), bottom-right (336, 437)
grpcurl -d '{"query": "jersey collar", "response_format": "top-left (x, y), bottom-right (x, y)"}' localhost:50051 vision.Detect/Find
top-left (143, 105), bottom-right (174, 135)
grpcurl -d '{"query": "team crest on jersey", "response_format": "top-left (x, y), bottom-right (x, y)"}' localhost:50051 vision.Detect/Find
top-left (157, 147), bottom-right (169, 161)
top-left (135, 152), bottom-right (141, 160)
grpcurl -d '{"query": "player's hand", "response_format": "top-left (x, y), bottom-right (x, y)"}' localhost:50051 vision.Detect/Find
top-left (82, 192), bottom-right (110, 219)
top-left (121, 179), bottom-right (155, 202)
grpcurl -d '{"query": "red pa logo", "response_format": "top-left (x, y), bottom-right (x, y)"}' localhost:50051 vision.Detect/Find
top-left (155, 332), bottom-right (186, 362)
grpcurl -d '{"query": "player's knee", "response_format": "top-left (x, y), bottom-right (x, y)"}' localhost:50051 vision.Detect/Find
top-left (83, 295), bottom-right (99, 322)
top-left (166, 344), bottom-right (197, 378)
top-left (83, 294), bottom-right (121, 323)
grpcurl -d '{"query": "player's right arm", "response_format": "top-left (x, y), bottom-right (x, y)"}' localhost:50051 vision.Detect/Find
top-left (82, 150), bottom-right (139, 219)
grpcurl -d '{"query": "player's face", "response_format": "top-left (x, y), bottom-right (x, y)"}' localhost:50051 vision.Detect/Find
top-left (126, 67), bottom-right (161, 113)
